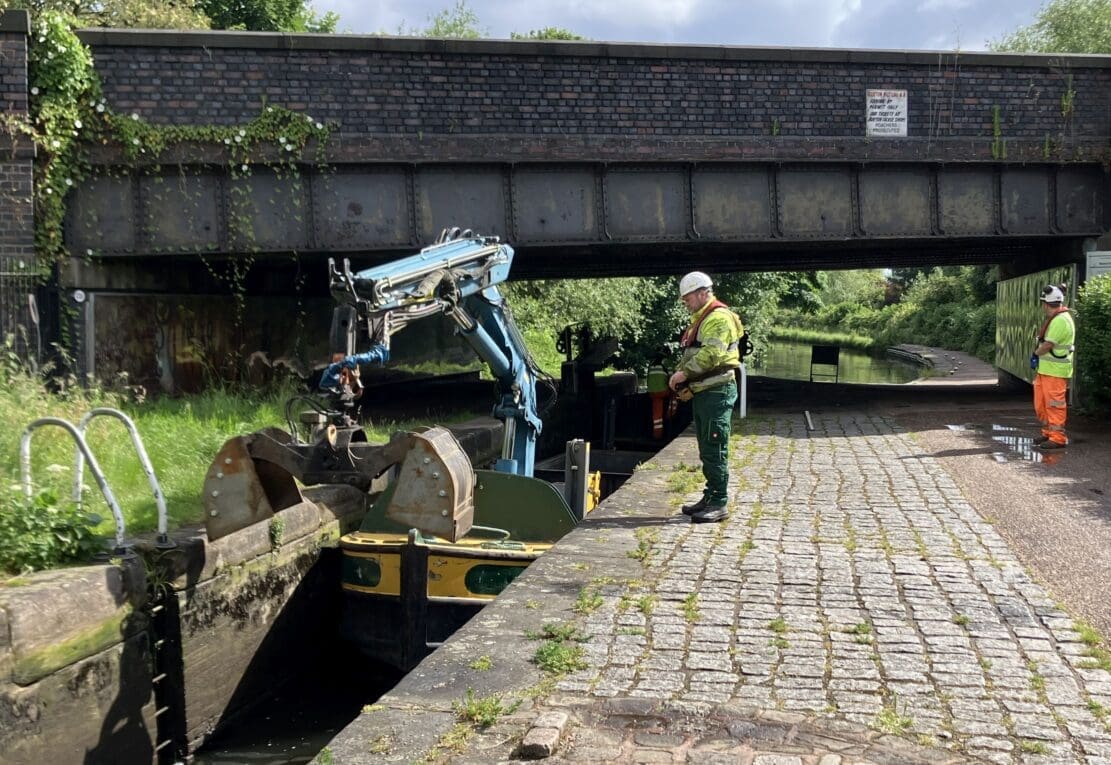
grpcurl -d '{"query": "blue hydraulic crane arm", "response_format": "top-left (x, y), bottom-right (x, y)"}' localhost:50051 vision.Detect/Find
top-left (326, 231), bottom-right (541, 477)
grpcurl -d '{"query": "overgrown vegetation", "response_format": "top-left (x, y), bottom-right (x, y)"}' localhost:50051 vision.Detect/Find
top-left (773, 266), bottom-right (998, 363)
top-left (1076, 274), bottom-right (1111, 413)
top-left (529, 621), bottom-right (589, 675)
top-left (453, 688), bottom-right (519, 728)
top-left (0, 351), bottom-right (474, 574)
top-left (0, 488), bottom-right (103, 574)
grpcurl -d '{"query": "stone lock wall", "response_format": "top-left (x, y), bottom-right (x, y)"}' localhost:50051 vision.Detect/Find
top-left (0, 488), bottom-right (365, 765)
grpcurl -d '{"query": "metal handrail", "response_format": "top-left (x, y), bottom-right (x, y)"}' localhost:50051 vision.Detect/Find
top-left (74, 408), bottom-right (172, 548)
top-left (20, 417), bottom-right (127, 552)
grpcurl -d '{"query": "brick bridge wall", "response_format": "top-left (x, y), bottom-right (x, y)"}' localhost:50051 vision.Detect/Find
top-left (74, 29), bottom-right (1111, 163)
top-left (0, 11), bottom-right (35, 356)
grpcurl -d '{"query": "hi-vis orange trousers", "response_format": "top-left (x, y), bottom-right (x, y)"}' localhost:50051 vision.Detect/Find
top-left (1033, 373), bottom-right (1069, 445)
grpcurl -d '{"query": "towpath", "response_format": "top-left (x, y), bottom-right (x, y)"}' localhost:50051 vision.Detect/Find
top-left (325, 395), bottom-right (1111, 765)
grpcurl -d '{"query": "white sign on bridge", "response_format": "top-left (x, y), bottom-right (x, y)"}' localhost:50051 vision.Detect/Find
top-left (865, 89), bottom-right (907, 137)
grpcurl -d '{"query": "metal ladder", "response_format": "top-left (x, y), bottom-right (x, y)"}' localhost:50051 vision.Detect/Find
top-left (22, 407), bottom-right (185, 762)
top-left (20, 407), bottom-right (174, 551)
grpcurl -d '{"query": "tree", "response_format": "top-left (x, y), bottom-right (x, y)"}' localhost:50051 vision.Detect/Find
top-left (817, 269), bottom-right (887, 307)
top-left (8, 0), bottom-right (211, 29)
top-left (197, 0), bottom-right (339, 32)
top-left (990, 0), bottom-right (1111, 53)
top-left (413, 0), bottom-right (484, 38)
top-left (510, 27), bottom-right (585, 40)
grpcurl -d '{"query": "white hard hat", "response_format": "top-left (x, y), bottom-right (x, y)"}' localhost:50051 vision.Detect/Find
top-left (1041, 285), bottom-right (1065, 303)
top-left (679, 271), bottom-right (713, 297)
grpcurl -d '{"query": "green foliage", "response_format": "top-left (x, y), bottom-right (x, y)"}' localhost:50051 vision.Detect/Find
top-left (775, 267), bottom-right (998, 362)
top-left (8, 0), bottom-right (211, 29)
top-left (533, 639), bottom-right (587, 674)
top-left (198, 0), bottom-right (338, 32)
top-left (817, 269), bottom-right (886, 307)
top-left (453, 688), bottom-right (519, 727)
top-left (990, 0), bottom-right (1111, 53)
top-left (1076, 274), bottom-right (1111, 412)
top-left (416, 0), bottom-right (484, 38)
top-left (504, 276), bottom-right (667, 375)
top-left (468, 655), bottom-right (492, 671)
top-left (20, 12), bottom-right (332, 279)
top-left (0, 487), bottom-right (104, 574)
top-left (682, 592), bottom-right (700, 623)
top-left (766, 326), bottom-right (875, 352)
top-left (510, 27), bottom-right (585, 40)
top-left (875, 704), bottom-right (913, 735)
top-left (18, 11), bottom-right (101, 266)
top-left (0, 348), bottom-right (478, 538)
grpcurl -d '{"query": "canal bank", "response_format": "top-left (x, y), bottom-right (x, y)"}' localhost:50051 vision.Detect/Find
top-left (0, 417), bottom-right (506, 765)
top-left (323, 386), bottom-right (1111, 765)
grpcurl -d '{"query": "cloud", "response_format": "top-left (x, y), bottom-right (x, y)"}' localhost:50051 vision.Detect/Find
top-left (310, 0), bottom-right (1047, 50)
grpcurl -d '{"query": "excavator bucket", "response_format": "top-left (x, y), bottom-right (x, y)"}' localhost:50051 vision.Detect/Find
top-left (384, 428), bottom-right (475, 542)
top-left (203, 427), bottom-right (303, 541)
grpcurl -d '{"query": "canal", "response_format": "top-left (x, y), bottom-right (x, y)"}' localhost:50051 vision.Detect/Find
top-left (750, 339), bottom-right (923, 384)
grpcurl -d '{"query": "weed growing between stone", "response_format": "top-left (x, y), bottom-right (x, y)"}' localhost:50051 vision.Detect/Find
top-left (453, 688), bottom-right (520, 728)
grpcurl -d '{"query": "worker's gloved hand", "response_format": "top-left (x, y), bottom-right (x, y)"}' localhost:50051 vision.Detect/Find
top-left (668, 370), bottom-right (687, 391)
top-left (319, 344), bottom-right (390, 390)
top-left (1029, 354), bottom-right (1039, 370)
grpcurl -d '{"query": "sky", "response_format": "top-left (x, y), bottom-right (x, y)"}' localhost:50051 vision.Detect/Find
top-left (311, 0), bottom-right (1047, 51)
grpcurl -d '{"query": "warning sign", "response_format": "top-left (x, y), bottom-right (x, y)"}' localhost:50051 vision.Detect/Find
top-left (865, 89), bottom-right (907, 137)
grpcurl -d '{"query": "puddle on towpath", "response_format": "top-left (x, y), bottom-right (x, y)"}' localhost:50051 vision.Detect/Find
top-left (946, 423), bottom-right (1063, 465)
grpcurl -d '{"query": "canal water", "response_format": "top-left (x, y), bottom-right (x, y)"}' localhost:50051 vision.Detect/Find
top-left (193, 643), bottom-right (401, 765)
top-left (750, 340), bottom-right (921, 384)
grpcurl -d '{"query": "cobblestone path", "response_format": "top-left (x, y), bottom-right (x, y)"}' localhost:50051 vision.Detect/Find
top-left (554, 413), bottom-right (1111, 764)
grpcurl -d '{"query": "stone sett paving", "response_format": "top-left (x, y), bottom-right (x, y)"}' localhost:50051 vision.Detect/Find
top-left (546, 413), bottom-right (1111, 765)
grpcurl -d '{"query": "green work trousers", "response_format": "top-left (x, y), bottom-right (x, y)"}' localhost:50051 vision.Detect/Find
top-left (691, 380), bottom-right (738, 505)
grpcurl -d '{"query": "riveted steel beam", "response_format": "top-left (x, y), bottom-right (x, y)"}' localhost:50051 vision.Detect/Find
top-left (66, 161), bottom-right (1107, 270)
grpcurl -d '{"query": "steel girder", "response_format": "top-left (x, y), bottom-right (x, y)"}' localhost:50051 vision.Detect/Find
top-left (66, 161), bottom-right (1107, 261)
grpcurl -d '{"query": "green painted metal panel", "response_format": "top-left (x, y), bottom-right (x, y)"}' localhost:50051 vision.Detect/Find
top-left (997, 265), bottom-right (1077, 383)
top-left (342, 555), bottom-right (382, 588)
top-left (464, 564), bottom-right (527, 595)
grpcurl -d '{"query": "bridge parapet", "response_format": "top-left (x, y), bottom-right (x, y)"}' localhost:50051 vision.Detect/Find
top-left (76, 29), bottom-right (1111, 162)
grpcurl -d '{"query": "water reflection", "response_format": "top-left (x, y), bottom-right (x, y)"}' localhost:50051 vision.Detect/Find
top-left (751, 340), bottom-right (920, 384)
top-left (945, 423), bottom-right (1062, 465)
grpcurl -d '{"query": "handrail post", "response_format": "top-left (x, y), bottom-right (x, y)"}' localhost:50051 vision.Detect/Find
top-left (74, 408), bottom-right (173, 548)
top-left (21, 417), bottom-right (128, 553)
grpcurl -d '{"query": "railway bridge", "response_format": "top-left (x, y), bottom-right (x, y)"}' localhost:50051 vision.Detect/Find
top-left (0, 10), bottom-right (1108, 389)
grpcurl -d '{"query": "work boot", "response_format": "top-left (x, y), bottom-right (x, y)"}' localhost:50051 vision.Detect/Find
top-left (1037, 440), bottom-right (1066, 450)
top-left (1032, 435), bottom-right (1050, 445)
top-left (681, 497), bottom-right (709, 516)
top-left (690, 504), bottom-right (728, 524)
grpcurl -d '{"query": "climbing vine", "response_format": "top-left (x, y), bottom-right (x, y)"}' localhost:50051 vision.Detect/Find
top-left (20, 11), bottom-right (332, 290)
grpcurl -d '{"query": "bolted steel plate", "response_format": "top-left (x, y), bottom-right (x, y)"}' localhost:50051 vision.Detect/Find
top-left (859, 166), bottom-right (931, 236)
top-left (313, 167), bottom-right (410, 249)
top-left (513, 165), bottom-right (598, 242)
top-left (141, 171), bottom-right (221, 252)
top-left (778, 167), bottom-right (853, 238)
top-left (692, 166), bottom-right (773, 239)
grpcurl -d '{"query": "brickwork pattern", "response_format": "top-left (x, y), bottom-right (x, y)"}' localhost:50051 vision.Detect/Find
top-left (557, 414), bottom-right (1111, 765)
top-left (1, 25), bottom-right (37, 350)
top-left (85, 45), bottom-right (1110, 142)
top-left (1, 31), bottom-right (29, 114)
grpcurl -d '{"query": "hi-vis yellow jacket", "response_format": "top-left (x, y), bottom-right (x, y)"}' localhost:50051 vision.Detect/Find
top-left (678, 300), bottom-right (744, 393)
